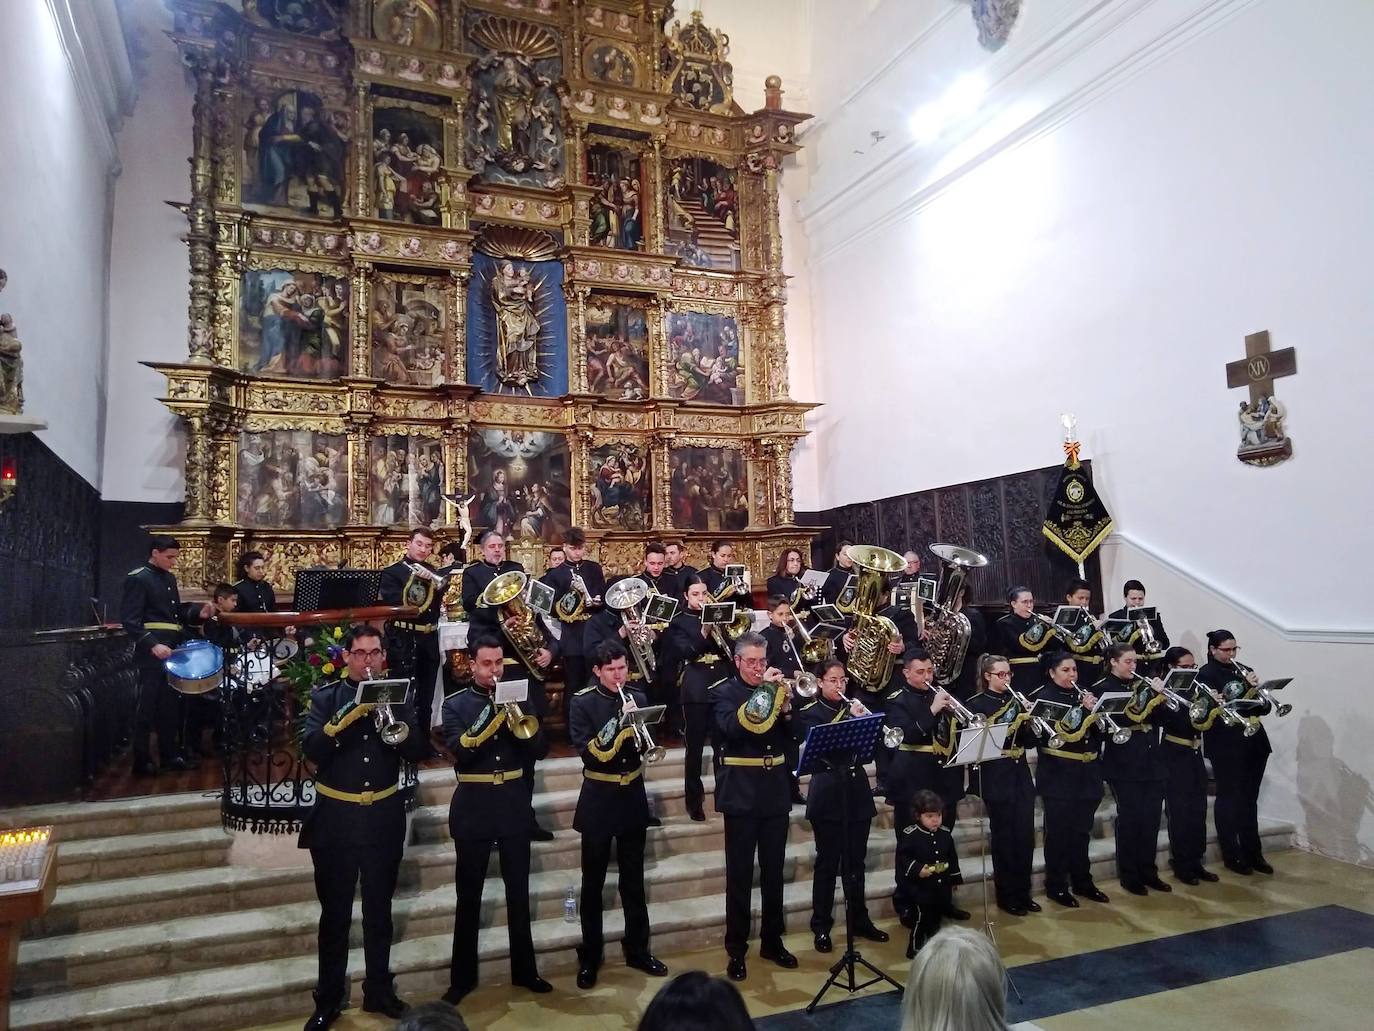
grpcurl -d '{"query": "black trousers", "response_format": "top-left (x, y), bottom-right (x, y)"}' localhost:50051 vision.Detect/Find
top-left (310, 841), bottom-right (403, 1004)
top-left (985, 790), bottom-right (1036, 906)
top-left (683, 702), bottom-right (716, 814)
top-left (1164, 750), bottom-right (1208, 875)
top-left (1042, 795), bottom-right (1099, 893)
top-left (723, 813), bottom-right (789, 958)
top-left (133, 656), bottom-right (185, 765)
top-left (909, 900), bottom-right (946, 956)
top-left (1212, 750), bottom-right (1269, 865)
top-left (387, 631), bottom-right (440, 727)
top-left (810, 818), bottom-right (872, 935)
top-left (564, 654), bottom-right (591, 698)
top-left (891, 797), bottom-right (957, 913)
top-left (450, 835), bottom-right (537, 990)
top-left (579, 828), bottom-right (650, 964)
top-left (1109, 779), bottom-right (1165, 886)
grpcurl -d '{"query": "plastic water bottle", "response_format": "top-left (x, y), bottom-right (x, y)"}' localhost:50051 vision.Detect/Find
top-left (564, 886), bottom-right (578, 923)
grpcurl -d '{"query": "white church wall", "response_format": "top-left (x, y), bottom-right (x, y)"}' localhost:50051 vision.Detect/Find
top-left (797, 0), bottom-right (1374, 863)
top-left (0, 0), bottom-right (121, 487)
top-left (102, 0), bottom-right (191, 504)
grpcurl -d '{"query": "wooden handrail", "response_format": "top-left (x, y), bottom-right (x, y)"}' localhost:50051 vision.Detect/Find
top-left (216, 605), bottom-right (419, 628)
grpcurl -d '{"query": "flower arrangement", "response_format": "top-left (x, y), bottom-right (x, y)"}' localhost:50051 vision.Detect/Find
top-left (279, 624), bottom-right (347, 746)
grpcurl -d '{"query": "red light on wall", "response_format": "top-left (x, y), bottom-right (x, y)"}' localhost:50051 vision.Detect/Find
top-left (0, 457), bottom-right (15, 485)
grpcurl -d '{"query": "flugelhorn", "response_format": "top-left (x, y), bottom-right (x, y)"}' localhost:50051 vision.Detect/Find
top-left (619, 690), bottom-right (665, 763)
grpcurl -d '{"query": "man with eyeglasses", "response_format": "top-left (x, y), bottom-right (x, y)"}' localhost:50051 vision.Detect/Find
top-left (299, 624), bottom-right (431, 1030)
top-left (792, 659), bottom-right (891, 953)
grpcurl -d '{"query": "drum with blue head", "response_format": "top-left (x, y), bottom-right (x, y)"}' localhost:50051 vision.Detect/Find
top-left (165, 639), bottom-right (225, 695)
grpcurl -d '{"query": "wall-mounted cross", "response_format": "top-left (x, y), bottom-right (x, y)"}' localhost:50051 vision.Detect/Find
top-left (1225, 330), bottom-right (1297, 404)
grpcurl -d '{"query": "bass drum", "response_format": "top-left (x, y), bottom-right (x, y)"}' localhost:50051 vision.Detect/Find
top-left (165, 639), bottom-right (225, 695)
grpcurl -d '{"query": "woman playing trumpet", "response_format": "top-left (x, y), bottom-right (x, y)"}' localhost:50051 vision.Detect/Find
top-left (663, 576), bottom-right (732, 822)
top-left (1197, 630), bottom-right (1274, 875)
top-left (768, 547), bottom-right (817, 614)
top-left (1031, 652), bottom-right (1110, 907)
top-left (966, 655), bottom-right (1040, 916)
top-left (995, 586), bottom-right (1056, 695)
top-left (1157, 647), bottom-right (1218, 885)
top-left (792, 660), bottom-right (891, 952)
top-left (761, 596), bottom-right (806, 804)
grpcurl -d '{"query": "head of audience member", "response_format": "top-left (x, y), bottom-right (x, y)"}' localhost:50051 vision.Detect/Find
top-left (900, 926), bottom-right (1010, 1031)
top-left (405, 527), bottom-right (435, 563)
top-left (1123, 579), bottom-right (1147, 608)
top-left (394, 1001), bottom-right (471, 1031)
top-left (635, 971), bottom-right (756, 1031)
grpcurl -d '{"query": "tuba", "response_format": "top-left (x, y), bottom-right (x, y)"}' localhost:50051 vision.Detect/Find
top-left (606, 578), bottom-right (657, 683)
top-left (924, 544), bottom-right (988, 686)
top-left (842, 545), bottom-right (905, 690)
top-left (477, 570), bottom-right (548, 681)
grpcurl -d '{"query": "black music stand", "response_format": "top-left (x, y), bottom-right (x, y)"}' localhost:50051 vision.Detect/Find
top-left (292, 568), bottom-right (380, 611)
top-left (796, 713), bottom-right (904, 1013)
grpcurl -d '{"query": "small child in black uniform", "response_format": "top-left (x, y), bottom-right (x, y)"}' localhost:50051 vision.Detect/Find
top-left (897, 789), bottom-right (963, 958)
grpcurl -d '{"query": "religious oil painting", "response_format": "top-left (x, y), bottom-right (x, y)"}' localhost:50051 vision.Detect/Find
top-left (371, 272), bottom-right (448, 385)
top-left (237, 430), bottom-right (348, 528)
top-left (466, 429), bottom-right (571, 543)
top-left (242, 88), bottom-right (348, 217)
top-left (466, 250), bottom-right (569, 397)
top-left (585, 295), bottom-right (650, 400)
top-left (587, 43), bottom-right (637, 85)
top-left (589, 442), bottom-right (652, 531)
top-left (239, 269), bottom-right (349, 378)
top-left (372, 104), bottom-right (445, 224)
top-left (244, 0), bottom-right (344, 38)
top-left (464, 16), bottom-right (564, 188)
top-left (669, 446), bottom-right (749, 532)
top-left (372, 0), bottom-right (442, 50)
top-left (665, 156), bottom-right (740, 270)
top-left (586, 142), bottom-right (644, 251)
top-left (368, 435), bottom-right (444, 527)
top-left (666, 311), bottom-right (742, 404)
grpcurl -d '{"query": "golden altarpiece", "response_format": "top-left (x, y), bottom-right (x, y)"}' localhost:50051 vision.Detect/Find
top-left (152, 0), bottom-right (816, 595)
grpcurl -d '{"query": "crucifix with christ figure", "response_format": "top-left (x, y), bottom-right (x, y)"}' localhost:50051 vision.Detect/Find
top-left (1225, 330), bottom-right (1295, 466)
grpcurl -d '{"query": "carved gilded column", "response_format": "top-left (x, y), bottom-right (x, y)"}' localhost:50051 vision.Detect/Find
top-left (442, 427), bottom-right (469, 530)
top-left (352, 83), bottom-right (370, 218)
top-left (210, 60), bottom-right (237, 209)
top-left (184, 53), bottom-right (216, 366)
top-left (347, 424), bottom-right (370, 525)
top-left (571, 124), bottom-right (587, 184)
top-left (649, 137), bottom-right (667, 253)
top-left (210, 216), bottom-right (242, 368)
top-left (770, 438), bottom-right (796, 526)
top-left (651, 296), bottom-right (670, 398)
top-left (651, 431), bottom-right (673, 530)
top-left (567, 284), bottom-right (590, 393)
top-left (761, 162), bottom-right (790, 401)
top-left (573, 427), bottom-right (594, 528)
top-left (182, 412), bottom-right (211, 524)
top-left (350, 261), bottom-right (373, 377)
top-left (207, 412), bottom-right (238, 525)
top-left (449, 268), bottom-right (469, 384)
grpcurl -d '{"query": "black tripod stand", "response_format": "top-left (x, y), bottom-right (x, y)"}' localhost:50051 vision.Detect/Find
top-left (800, 714), bottom-right (904, 1013)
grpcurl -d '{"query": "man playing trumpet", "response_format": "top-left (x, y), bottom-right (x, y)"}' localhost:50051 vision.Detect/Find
top-left (569, 642), bottom-right (670, 989)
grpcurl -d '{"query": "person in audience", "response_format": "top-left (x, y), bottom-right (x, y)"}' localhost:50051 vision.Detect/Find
top-left (395, 1001), bottom-right (470, 1031)
top-left (897, 789), bottom-right (963, 958)
top-left (636, 971), bottom-right (756, 1031)
top-left (900, 926), bottom-right (1010, 1031)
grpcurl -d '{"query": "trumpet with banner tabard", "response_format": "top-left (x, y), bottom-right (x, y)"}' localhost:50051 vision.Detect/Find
top-left (363, 668), bottom-right (411, 746)
top-left (477, 570), bottom-right (549, 681)
top-left (1236, 660), bottom-right (1293, 718)
top-left (924, 544), bottom-right (989, 685)
top-left (619, 690), bottom-right (666, 763)
top-left (400, 561), bottom-right (449, 612)
top-left (842, 545), bottom-right (906, 690)
top-left (1005, 686), bottom-right (1058, 741)
top-left (605, 578), bottom-right (657, 682)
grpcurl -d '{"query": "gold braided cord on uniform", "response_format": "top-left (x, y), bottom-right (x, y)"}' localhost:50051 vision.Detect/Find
top-left (738, 682), bottom-right (788, 735)
top-left (1050, 708), bottom-right (1097, 744)
top-left (324, 703), bottom-right (374, 737)
top-left (1018, 629), bottom-right (1053, 653)
top-left (458, 702), bottom-right (504, 750)
top-left (1126, 687), bottom-right (1166, 722)
top-left (587, 725), bottom-right (637, 762)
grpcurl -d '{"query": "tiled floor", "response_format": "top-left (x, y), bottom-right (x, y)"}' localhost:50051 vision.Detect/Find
top-left (246, 849), bottom-right (1374, 1030)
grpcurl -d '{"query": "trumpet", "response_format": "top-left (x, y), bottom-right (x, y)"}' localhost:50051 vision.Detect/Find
top-left (1236, 660), bottom-right (1292, 718)
top-left (502, 700), bottom-right (540, 740)
top-left (570, 570), bottom-right (602, 607)
top-left (619, 691), bottom-right (665, 763)
top-left (936, 687), bottom-right (986, 728)
top-left (790, 672), bottom-right (871, 715)
top-left (1133, 672), bottom-right (1186, 713)
top-left (1066, 681), bottom-right (1130, 745)
top-left (365, 667), bottom-right (411, 745)
top-left (1008, 687), bottom-right (1056, 742)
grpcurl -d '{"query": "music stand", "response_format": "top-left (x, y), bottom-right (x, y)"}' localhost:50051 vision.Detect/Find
top-left (945, 722), bottom-right (1023, 1002)
top-left (796, 713), bottom-right (904, 1013)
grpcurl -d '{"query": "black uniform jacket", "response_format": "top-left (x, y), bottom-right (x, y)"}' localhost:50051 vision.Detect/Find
top-left (441, 684), bottom-right (545, 840)
top-left (965, 689), bottom-right (1036, 803)
top-left (1095, 674), bottom-right (1166, 783)
top-left (759, 624), bottom-right (802, 676)
top-left (792, 697), bottom-right (876, 823)
top-left (995, 612), bottom-right (1055, 691)
top-left (583, 607), bottom-right (648, 684)
top-left (897, 823), bottom-right (963, 905)
top-left (299, 678), bottom-right (430, 849)
top-left (1029, 682), bottom-right (1104, 800)
top-left (233, 577), bottom-right (277, 614)
top-left (460, 559), bottom-right (527, 634)
top-left (379, 559), bottom-right (445, 626)
top-left (1197, 659), bottom-right (1272, 761)
top-left (541, 560), bottom-right (607, 657)
top-left (120, 563), bottom-right (205, 658)
top-left (700, 565), bottom-right (752, 607)
top-left (569, 684), bottom-right (652, 837)
top-left (663, 563), bottom-right (697, 599)
top-left (767, 574), bottom-right (815, 613)
top-left (713, 675), bottom-right (793, 818)
top-left (882, 684), bottom-right (943, 805)
top-left (821, 564), bottom-right (853, 605)
top-left (664, 610), bottom-right (732, 704)
top-left (1107, 606), bottom-right (1171, 654)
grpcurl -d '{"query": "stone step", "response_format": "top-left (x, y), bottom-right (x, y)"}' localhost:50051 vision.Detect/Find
top-left (7, 818), bottom-right (1294, 1031)
top-left (0, 791), bottom-right (223, 842)
top-left (54, 825), bottom-right (233, 883)
top-left (9, 802), bottom-right (1118, 992)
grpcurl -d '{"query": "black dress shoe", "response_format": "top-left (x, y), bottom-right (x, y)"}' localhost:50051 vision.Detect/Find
top-left (1048, 890), bottom-right (1080, 908)
top-left (1196, 867), bottom-right (1220, 882)
top-left (944, 905), bottom-right (971, 921)
top-left (441, 983), bottom-right (475, 1006)
top-left (1250, 858), bottom-right (1274, 875)
top-left (791, 791), bottom-right (807, 806)
top-left (647, 816), bottom-right (662, 827)
top-left (855, 923), bottom-right (890, 943)
top-left (576, 964), bottom-right (597, 989)
top-left (625, 954), bottom-right (668, 977)
top-left (1121, 882), bottom-right (1149, 897)
top-left (512, 974), bottom-right (553, 994)
top-left (1023, 899), bottom-right (1042, 913)
top-left (814, 933), bottom-right (833, 953)
top-left (1143, 876), bottom-right (1173, 892)
top-left (998, 901), bottom-right (1029, 917)
top-left (529, 826), bottom-right (555, 842)
top-left (303, 994), bottom-right (342, 1031)
top-left (727, 956), bottom-right (747, 981)
top-left (689, 808), bottom-right (706, 823)
top-left (362, 992), bottom-right (409, 1018)
top-left (1224, 859), bottom-right (1254, 875)
top-left (760, 943), bottom-right (799, 969)
top-left (1176, 873), bottom-right (1200, 886)
top-left (1079, 886), bottom-right (1111, 903)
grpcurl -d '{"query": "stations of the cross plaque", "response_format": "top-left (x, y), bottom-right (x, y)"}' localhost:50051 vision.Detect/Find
top-left (1226, 330), bottom-right (1296, 466)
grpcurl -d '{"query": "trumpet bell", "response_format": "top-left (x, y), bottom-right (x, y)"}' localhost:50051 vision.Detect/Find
top-left (606, 577), bottom-right (650, 611)
top-left (644, 744), bottom-right (667, 764)
top-left (479, 570), bottom-right (528, 607)
top-left (1049, 734), bottom-right (1066, 750)
top-left (792, 672), bottom-right (820, 698)
top-left (882, 725), bottom-right (905, 748)
top-left (1111, 728), bottom-right (1131, 745)
top-left (1243, 722), bottom-right (1259, 737)
top-left (380, 719), bottom-right (410, 745)
top-left (1276, 702), bottom-right (1294, 717)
